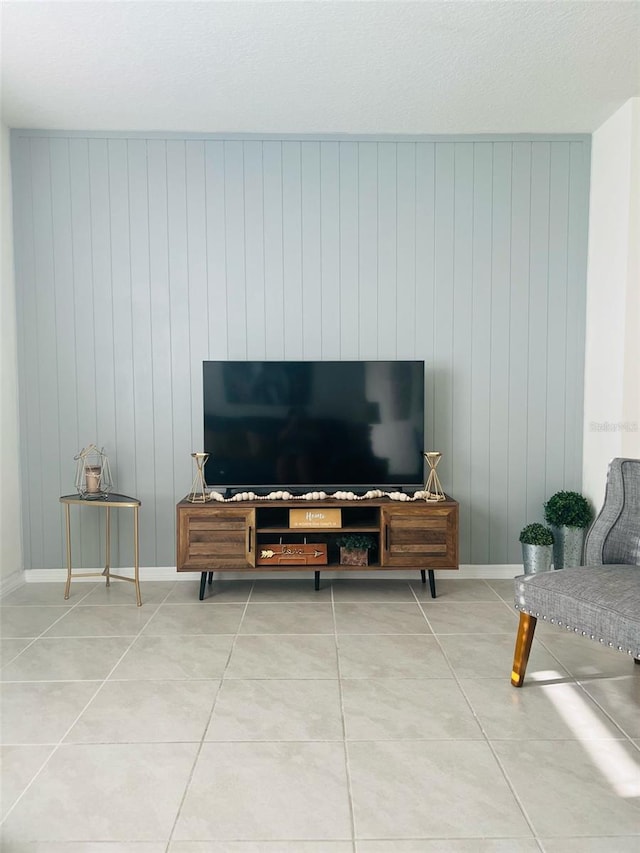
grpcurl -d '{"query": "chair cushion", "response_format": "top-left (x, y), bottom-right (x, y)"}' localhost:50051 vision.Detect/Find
top-left (514, 565), bottom-right (640, 656)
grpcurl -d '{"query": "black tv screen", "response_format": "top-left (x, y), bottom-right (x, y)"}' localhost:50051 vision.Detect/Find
top-left (203, 360), bottom-right (425, 492)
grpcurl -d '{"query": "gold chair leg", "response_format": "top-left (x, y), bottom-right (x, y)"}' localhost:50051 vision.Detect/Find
top-left (511, 611), bottom-right (537, 687)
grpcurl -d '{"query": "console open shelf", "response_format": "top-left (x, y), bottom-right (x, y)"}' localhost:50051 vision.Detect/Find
top-left (256, 525), bottom-right (380, 533)
top-left (176, 495), bottom-right (459, 600)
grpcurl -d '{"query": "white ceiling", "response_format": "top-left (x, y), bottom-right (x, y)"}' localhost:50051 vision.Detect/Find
top-left (1, 0), bottom-right (639, 135)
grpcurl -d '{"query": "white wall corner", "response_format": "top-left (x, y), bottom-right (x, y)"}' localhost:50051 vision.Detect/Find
top-left (583, 98), bottom-right (640, 510)
top-left (0, 122), bottom-right (23, 582)
top-left (622, 98), bottom-right (640, 458)
top-left (0, 568), bottom-right (25, 598)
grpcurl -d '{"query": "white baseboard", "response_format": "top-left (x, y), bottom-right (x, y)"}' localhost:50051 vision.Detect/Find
top-left (23, 564), bottom-right (523, 584)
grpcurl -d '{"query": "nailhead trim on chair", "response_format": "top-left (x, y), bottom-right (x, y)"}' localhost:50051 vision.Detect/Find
top-left (514, 603), bottom-right (636, 655)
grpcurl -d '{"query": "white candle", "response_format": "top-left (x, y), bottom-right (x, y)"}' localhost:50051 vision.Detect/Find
top-left (85, 465), bottom-right (101, 494)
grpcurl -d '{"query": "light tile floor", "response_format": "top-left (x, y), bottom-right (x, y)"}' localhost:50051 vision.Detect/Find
top-left (1, 577), bottom-right (639, 853)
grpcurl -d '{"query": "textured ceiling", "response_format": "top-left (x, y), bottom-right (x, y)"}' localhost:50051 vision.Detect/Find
top-left (1, 1), bottom-right (639, 134)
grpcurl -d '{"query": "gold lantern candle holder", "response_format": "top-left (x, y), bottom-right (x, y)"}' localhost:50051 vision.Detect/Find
top-left (74, 445), bottom-right (113, 499)
top-left (188, 452), bottom-right (212, 503)
top-left (423, 451), bottom-right (446, 502)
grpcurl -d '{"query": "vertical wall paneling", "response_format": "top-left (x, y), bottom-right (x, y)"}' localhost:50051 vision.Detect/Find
top-left (452, 144), bottom-right (474, 560)
top-left (469, 143), bottom-right (492, 560)
top-left (262, 141), bottom-right (285, 358)
top-left (30, 137), bottom-right (60, 560)
top-left (109, 139), bottom-right (138, 563)
top-left (51, 138), bottom-right (81, 567)
top-left (415, 143), bottom-right (436, 448)
top-left (88, 138), bottom-right (117, 566)
top-left (301, 142), bottom-right (322, 359)
top-left (12, 140), bottom-right (34, 570)
top-left (185, 141), bottom-right (208, 454)
top-left (11, 132), bottom-right (590, 568)
top-left (166, 141), bottom-right (192, 500)
top-left (26, 139), bottom-right (54, 570)
top-left (565, 142), bottom-right (589, 488)
top-left (50, 138), bottom-right (76, 565)
top-left (339, 142), bottom-right (359, 359)
top-left (282, 142), bottom-right (303, 358)
top-left (545, 142), bottom-right (571, 499)
top-left (223, 141), bottom-right (248, 359)
top-left (128, 138), bottom-right (156, 564)
top-left (243, 141), bottom-right (267, 360)
top-left (433, 143), bottom-right (455, 490)
top-left (357, 142), bottom-right (379, 361)
top-left (395, 143), bottom-right (417, 359)
top-left (488, 143), bottom-right (513, 562)
top-left (526, 143), bottom-right (552, 524)
top-left (147, 140), bottom-right (175, 562)
top-left (377, 144), bottom-right (398, 359)
top-left (320, 142), bottom-right (340, 358)
top-left (507, 143), bottom-right (533, 559)
top-left (70, 139), bottom-right (102, 566)
top-left (204, 141), bottom-right (229, 358)
top-left (54, 139), bottom-right (88, 565)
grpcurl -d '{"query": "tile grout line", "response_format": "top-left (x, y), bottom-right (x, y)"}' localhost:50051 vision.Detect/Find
top-left (2, 580), bottom-right (636, 845)
top-left (535, 629), bottom-right (640, 725)
top-left (331, 581), bottom-right (358, 853)
top-left (572, 677), bottom-right (640, 744)
top-left (0, 582), bottom-right (179, 828)
top-left (410, 583), bottom-right (542, 843)
top-left (0, 582), bottom-right (102, 669)
top-left (164, 580), bottom-right (256, 849)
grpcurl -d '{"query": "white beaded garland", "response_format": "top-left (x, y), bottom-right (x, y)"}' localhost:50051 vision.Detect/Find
top-left (201, 487), bottom-right (436, 503)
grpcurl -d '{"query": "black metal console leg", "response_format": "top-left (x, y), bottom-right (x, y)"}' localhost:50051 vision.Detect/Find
top-left (428, 569), bottom-right (436, 599)
top-left (315, 571), bottom-right (320, 591)
top-left (420, 570), bottom-right (426, 584)
top-left (208, 572), bottom-right (213, 585)
top-left (199, 572), bottom-right (207, 600)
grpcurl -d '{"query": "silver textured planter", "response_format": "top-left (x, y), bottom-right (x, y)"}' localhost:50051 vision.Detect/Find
top-left (551, 525), bottom-right (586, 569)
top-left (522, 543), bottom-right (553, 575)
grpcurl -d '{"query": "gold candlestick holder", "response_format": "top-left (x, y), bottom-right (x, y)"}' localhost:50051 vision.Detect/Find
top-left (423, 451), bottom-right (446, 502)
top-left (188, 452), bottom-right (212, 503)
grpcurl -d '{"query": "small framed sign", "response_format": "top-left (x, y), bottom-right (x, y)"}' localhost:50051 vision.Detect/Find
top-left (289, 508), bottom-right (342, 528)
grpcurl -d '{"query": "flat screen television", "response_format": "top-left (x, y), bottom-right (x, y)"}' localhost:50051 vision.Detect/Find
top-left (203, 360), bottom-right (425, 493)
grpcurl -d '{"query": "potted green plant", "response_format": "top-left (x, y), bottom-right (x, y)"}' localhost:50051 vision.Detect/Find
top-left (336, 534), bottom-right (376, 567)
top-left (519, 523), bottom-right (554, 574)
top-left (544, 490), bottom-right (593, 569)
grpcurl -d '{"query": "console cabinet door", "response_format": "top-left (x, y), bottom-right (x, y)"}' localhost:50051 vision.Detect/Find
top-left (177, 506), bottom-right (256, 570)
top-left (380, 504), bottom-right (458, 568)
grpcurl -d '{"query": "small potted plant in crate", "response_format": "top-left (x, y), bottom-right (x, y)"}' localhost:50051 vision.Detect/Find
top-left (336, 534), bottom-right (376, 567)
top-left (544, 490), bottom-right (593, 569)
top-left (519, 523), bottom-right (554, 574)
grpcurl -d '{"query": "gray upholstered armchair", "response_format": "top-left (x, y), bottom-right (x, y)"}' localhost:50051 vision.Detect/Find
top-left (511, 458), bottom-right (640, 687)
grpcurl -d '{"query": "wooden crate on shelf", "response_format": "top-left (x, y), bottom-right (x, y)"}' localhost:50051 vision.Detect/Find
top-left (339, 547), bottom-right (369, 566)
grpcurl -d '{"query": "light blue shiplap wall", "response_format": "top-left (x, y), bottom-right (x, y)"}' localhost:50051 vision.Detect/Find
top-left (11, 132), bottom-right (590, 569)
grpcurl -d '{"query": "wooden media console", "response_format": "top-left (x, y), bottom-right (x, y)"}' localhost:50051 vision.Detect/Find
top-left (176, 496), bottom-right (459, 600)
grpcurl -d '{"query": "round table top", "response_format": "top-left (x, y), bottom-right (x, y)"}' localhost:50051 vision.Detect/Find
top-left (60, 493), bottom-right (141, 508)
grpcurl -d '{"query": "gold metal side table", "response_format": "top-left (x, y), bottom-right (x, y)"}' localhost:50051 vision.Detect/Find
top-left (60, 493), bottom-right (142, 606)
